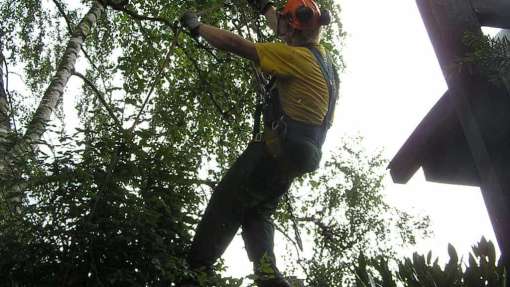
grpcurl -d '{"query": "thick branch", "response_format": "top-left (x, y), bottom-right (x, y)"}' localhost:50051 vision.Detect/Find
top-left (0, 37), bottom-right (11, 178)
top-left (11, 1), bottom-right (105, 156)
top-left (118, 6), bottom-right (173, 27)
top-left (73, 72), bottom-right (123, 130)
top-left (0, 48), bottom-right (9, 133)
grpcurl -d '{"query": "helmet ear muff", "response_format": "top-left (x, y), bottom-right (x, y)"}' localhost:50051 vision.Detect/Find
top-left (295, 5), bottom-right (314, 24)
top-left (319, 9), bottom-right (331, 26)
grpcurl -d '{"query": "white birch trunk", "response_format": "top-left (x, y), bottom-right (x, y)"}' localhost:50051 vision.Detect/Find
top-left (8, 1), bottom-right (105, 158)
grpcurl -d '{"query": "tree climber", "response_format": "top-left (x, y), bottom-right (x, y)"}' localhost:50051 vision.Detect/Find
top-left (180, 0), bottom-right (338, 286)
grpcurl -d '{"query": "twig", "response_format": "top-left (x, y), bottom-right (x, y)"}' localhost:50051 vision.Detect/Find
top-left (128, 25), bottom-right (182, 133)
top-left (274, 223), bottom-right (301, 255)
top-left (73, 72), bottom-right (123, 130)
top-left (274, 221), bottom-right (309, 275)
top-left (52, 0), bottom-right (73, 32)
top-left (176, 43), bottom-right (232, 122)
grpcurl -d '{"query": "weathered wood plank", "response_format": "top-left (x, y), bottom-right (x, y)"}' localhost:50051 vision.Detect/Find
top-left (470, 0), bottom-right (510, 29)
top-left (417, 0), bottom-right (510, 267)
top-left (389, 91), bottom-right (480, 187)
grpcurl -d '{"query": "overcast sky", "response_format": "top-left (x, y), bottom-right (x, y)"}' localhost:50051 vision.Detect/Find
top-left (223, 0), bottom-right (500, 279)
top-left (334, 0), bottom-right (498, 260)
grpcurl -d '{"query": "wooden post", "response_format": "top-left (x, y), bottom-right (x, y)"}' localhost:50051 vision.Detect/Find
top-left (470, 0), bottom-right (510, 29)
top-left (416, 0), bottom-right (510, 267)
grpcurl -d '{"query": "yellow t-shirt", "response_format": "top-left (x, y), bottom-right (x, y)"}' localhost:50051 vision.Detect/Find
top-left (255, 42), bottom-right (329, 125)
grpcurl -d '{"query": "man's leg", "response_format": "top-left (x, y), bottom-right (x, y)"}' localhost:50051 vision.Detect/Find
top-left (187, 143), bottom-right (275, 271)
top-left (241, 167), bottom-right (294, 287)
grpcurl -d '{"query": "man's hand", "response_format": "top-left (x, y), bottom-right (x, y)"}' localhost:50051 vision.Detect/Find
top-left (247, 0), bottom-right (273, 15)
top-left (180, 11), bottom-right (201, 37)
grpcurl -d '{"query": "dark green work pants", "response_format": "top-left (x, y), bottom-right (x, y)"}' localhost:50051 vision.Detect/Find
top-left (188, 142), bottom-right (296, 278)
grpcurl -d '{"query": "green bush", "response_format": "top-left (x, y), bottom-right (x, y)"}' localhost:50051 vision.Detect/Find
top-left (354, 237), bottom-right (507, 287)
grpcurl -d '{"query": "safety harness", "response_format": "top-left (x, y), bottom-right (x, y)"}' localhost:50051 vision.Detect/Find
top-left (253, 46), bottom-right (339, 154)
top-left (252, 46), bottom-right (338, 251)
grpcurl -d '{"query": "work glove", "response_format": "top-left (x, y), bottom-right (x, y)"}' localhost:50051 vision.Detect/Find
top-left (247, 0), bottom-right (273, 15)
top-left (180, 11), bottom-right (201, 37)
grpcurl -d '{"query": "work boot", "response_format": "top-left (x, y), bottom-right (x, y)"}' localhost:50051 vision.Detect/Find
top-left (253, 257), bottom-right (292, 287)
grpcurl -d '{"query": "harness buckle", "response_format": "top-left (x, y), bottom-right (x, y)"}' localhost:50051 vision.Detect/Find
top-left (252, 133), bottom-right (263, 143)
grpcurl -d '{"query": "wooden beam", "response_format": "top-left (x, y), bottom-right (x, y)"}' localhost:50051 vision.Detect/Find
top-left (417, 0), bottom-right (510, 267)
top-left (470, 0), bottom-right (510, 29)
top-left (389, 91), bottom-right (480, 186)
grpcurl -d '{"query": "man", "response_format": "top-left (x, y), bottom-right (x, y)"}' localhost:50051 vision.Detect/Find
top-left (180, 0), bottom-right (338, 286)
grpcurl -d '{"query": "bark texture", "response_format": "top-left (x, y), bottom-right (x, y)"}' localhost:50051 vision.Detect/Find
top-left (0, 54), bottom-right (8, 133)
top-left (0, 47), bottom-right (10, 178)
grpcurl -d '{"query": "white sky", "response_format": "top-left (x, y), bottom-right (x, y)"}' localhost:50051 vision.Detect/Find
top-left (335, 0), bottom-right (499, 260)
top-left (223, 0), bottom-right (500, 279)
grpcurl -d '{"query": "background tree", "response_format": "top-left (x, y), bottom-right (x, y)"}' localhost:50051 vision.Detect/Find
top-left (0, 0), bottom-right (428, 286)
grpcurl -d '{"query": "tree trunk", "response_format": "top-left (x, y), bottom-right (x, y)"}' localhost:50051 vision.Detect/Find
top-left (0, 47), bottom-right (10, 178)
top-left (0, 55), bottom-right (8, 133)
top-left (8, 1), bottom-right (105, 158)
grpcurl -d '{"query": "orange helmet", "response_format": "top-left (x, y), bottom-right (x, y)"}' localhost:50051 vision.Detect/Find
top-left (281, 0), bottom-right (322, 30)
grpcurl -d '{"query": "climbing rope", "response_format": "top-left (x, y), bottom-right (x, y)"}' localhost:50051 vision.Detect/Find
top-left (129, 23), bottom-right (181, 133)
top-left (128, 2), bottom-right (234, 134)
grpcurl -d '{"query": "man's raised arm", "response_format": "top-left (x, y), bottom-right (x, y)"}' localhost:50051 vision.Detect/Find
top-left (181, 12), bottom-right (260, 63)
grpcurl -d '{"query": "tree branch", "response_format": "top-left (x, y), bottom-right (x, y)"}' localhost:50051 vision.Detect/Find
top-left (0, 44), bottom-right (10, 133)
top-left (117, 6), bottom-right (173, 27)
top-left (176, 43), bottom-right (232, 122)
top-left (274, 222), bottom-right (309, 275)
top-left (188, 178), bottom-right (217, 189)
top-left (297, 216), bottom-right (348, 252)
top-left (52, 0), bottom-right (74, 33)
top-left (73, 71), bottom-right (123, 130)
top-left (128, 25), bottom-right (182, 133)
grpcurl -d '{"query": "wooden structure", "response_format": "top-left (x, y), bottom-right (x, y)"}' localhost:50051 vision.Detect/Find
top-left (389, 0), bottom-right (510, 268)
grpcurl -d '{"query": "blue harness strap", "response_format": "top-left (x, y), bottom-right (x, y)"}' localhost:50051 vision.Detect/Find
top-left (256, 46), bottom-right (339, 148)
top-left (307, 46), bottom-right (338, 131)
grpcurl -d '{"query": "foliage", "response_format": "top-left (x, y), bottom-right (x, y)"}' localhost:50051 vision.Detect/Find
top-left (354, 237), bottom-right (507, 287)
top-left (276, 138), bottom-right (430, 286)
top-left (0, 0), bottom-right (428, 286)
top-left (462, 31), bottom-right (510, 88)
